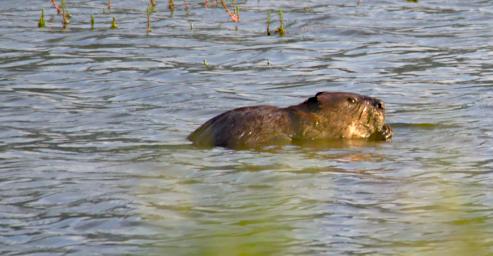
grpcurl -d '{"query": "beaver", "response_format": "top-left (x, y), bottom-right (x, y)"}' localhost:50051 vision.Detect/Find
top-left (188, 92), bottom-right (392, 149)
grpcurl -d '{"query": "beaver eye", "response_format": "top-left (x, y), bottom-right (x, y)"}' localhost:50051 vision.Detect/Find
top-left (347, 97), bottom-right (357, 104)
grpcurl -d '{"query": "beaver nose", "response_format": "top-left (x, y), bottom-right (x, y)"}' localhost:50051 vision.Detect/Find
top-left (372, 99), bottom-right (385, 110)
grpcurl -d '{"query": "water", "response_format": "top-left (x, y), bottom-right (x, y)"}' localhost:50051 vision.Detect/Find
top-left (1, 0), bottom-right (493, 255)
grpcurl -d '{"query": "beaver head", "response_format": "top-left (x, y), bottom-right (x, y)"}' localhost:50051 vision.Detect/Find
top-left (290, 92), bottom-right (392, 142)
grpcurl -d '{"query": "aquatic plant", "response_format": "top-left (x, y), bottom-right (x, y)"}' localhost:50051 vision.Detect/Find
top-left (275, 9), bottom-right (285, 36)
top-left (220, 0), bottom-right (239, 22)
top-left (111, 16), bottom-right (118, 29)
top-left (263, 8), bottom-right (286, 36)
top-left (38, 9), bottom-right (46, 28)
top-left (146, 0), bottom-right (157, 14)
top-left (60, 0), bottom-right (70, 29)
top-left (203, 59), bottom-right (209, 68)
top-left (147, 3), bottom-right (153, 33)
top-left (234, 6), bottom-right (240, 21)
top-left (50, 0), bottom-right (61, 14)
top-left (48, 0), bottom-right (70, 28)
top-left (40, 0), bottom-right (247, 30)
top-left (169, 0), bottom-right (175, 12)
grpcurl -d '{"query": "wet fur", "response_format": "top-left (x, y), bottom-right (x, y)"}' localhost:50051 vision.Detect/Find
top-left (188, 92), bottom-right (392, 149)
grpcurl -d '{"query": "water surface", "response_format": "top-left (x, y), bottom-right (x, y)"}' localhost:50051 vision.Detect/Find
top-left (1, 0), bottom-right (493, 255)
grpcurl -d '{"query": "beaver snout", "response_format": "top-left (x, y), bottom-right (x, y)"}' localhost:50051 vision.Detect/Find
top-left (372, 99), bottom-right (385, 110)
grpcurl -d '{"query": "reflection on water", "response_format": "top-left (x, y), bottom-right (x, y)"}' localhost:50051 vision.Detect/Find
top-left (2, 0), bottom-right (493, 255)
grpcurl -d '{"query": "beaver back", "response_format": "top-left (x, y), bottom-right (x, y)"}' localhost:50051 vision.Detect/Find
top-left (188, 105), bottom-right (294, 149)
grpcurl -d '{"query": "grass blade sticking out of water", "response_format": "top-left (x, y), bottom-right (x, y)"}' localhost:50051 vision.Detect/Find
top-left (38, 9), bottom-right (46, 28)
top-left (60, 0), bottom-right (70, 29)
top-left (48, 0), bottom-right (69, 29)
top-left (169, 0), bottom-right (175, 13)
top-left (266, 10), bottom-right (271, 35)
top-left (275, 9), bottom-right (285, 36)
top-left (235, 6), bottom-right (240, 21)
top-left (147, 2), bottom-right (153, 33)
top-left (111, 16), bottom-right (118, 29)
top-left (61, 0), bottom-right (72, 29)
top-left (148, 0), bottom-right (157, 13)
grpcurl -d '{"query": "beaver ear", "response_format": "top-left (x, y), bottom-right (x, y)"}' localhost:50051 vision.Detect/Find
top-left (307, 95), bottom-right (321, 112)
